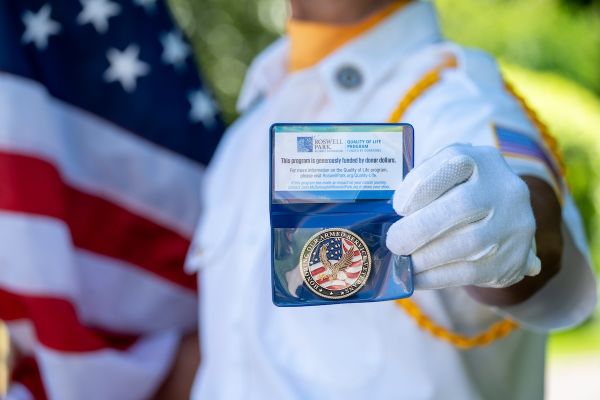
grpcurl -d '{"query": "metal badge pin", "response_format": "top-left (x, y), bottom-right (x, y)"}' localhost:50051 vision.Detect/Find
top-left (335, 65), bottom-right (363, 89)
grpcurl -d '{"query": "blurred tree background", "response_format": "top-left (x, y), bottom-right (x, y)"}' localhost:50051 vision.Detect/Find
top-left (168, 0), bottom-right (600, 354)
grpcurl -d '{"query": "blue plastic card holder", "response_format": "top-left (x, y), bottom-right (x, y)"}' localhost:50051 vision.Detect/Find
top-left (270, 123), bottom-right (415, 307)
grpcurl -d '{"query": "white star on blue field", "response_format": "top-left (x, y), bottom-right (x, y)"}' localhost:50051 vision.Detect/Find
top-left (21, 4), bottom-right (61, 49)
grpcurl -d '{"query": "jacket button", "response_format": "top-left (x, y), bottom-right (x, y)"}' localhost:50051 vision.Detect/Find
top-left (335, 65), bottom-right (362, 89)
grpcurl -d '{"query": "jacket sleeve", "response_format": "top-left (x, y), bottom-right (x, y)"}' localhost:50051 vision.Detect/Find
top-left (403, 46), bottom-right (597, 332)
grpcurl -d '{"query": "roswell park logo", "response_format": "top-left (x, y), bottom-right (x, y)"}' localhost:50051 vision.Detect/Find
top-left (297, 136), bottom-right (314, 152)
top-left (297, 136), bottom-right (345, 152)
top-left (300, 228), bottom-right (372, 299)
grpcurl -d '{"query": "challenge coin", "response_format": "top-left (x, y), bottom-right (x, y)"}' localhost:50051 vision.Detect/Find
top-left (299, 228), bottom-right (372, 299)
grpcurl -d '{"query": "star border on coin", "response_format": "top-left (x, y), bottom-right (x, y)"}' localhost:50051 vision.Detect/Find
top-left (299, 228), bottom-right (372, 300)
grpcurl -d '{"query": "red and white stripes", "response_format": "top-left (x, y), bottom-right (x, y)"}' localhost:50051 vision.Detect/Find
top-left (0, 74), bottom-right (202, 399)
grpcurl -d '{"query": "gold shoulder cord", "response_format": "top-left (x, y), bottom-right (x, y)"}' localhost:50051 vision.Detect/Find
top-left (503, 81), bottom-right (566, 175)
top-left (385, 55), bottom-right (550, 349)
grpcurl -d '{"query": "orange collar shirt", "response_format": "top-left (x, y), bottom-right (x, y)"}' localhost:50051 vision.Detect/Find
top-left (187, 2), bottom-right (596, 399)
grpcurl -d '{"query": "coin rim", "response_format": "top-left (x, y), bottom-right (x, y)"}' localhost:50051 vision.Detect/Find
top-left (299, 228), bottom-right (372, 300)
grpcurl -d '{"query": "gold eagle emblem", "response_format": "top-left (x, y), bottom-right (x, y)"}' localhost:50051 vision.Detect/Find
top-left (318, 243), bottom-right (355, 281)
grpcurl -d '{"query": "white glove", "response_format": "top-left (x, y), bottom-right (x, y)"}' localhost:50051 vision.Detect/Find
top-left (386, 144), bottom-right (541, 289)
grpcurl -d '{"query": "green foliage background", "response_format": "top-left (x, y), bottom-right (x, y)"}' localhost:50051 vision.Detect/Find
top-left (168, 0), bottom-right (600, 354)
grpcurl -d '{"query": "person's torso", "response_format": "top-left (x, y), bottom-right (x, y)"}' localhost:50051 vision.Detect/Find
top-left (190, 3), bottom-right (546, 399)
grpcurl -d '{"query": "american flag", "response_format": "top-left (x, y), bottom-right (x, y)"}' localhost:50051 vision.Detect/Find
top-left (309, 238), bottom-right (363, 290)
top-left (0, 1), bottom-right (224, 399)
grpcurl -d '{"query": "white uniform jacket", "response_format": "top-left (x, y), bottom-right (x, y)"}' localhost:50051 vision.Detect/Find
top-left (187, 2), bottom-right (597, 399)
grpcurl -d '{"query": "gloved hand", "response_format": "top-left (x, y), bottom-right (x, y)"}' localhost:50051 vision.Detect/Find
top-left (386, 144), bottom-right (541, 289)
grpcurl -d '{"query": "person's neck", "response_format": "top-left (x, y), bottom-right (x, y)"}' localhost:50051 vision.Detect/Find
top-left (289, 0), bottom-right (398, 24)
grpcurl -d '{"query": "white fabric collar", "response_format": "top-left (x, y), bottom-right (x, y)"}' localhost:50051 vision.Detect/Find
top-left (236, 1), bottom-right (443, 114)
